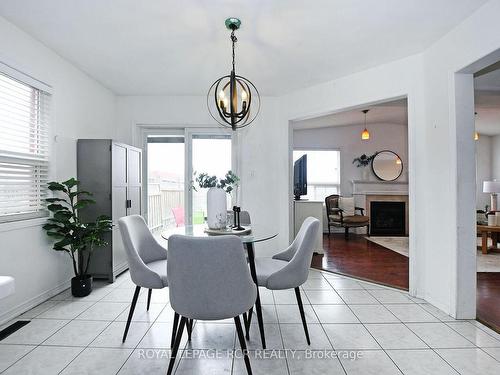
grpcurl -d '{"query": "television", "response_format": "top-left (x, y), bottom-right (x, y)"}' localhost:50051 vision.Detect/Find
top-left (293, 154), bottom-right (307, 200)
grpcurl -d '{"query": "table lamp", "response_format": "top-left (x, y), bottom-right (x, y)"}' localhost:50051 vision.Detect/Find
top-left (483, 180), bottom-right (500, 211)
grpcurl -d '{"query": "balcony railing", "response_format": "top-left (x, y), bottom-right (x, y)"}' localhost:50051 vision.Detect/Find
top-left (148, 188), bottom-right (184, 233)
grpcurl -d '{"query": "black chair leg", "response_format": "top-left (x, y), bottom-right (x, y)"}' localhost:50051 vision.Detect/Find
top-left (295, 287), bottom-right (310, 345)
top-left (344, 227), bottom-right (349, 240)
top-left (147, 289), bottom-right (152, 311)
top-left (187, 319), bottom-right (193, 341)
top-left (244, 307), bottom-right (253, 339)
top-left (122, 285), bottom-right (140, 343)
top-left (235, 315), bottom-right (252, 375)
top-left (254, 292), bottom-right (266, 349)
top-left (167, 316), bottom-right (187, 375)
top-left (328, 224), bottom-right (331, 236)
top-left (171, 312), bottom-right (179, 348)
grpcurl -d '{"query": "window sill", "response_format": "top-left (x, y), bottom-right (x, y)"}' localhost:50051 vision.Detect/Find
top-left (0, 217), bottom-right (48, 233)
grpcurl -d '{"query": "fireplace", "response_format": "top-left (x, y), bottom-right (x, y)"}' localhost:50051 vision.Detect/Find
top-left (370, 201), bottom-right (406, 236)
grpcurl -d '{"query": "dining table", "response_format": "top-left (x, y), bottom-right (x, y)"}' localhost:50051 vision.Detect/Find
top-left (161, 224), bottom-right (278, 349)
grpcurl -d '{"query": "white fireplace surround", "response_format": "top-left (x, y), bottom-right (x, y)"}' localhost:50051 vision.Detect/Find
top-left (351, 180), bottom-right (409, 235)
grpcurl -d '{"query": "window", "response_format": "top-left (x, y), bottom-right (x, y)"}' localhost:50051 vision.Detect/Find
top-left (293, 149), bottom-right (340, 201)
top-left (0, 71), bottom-right (51, 223)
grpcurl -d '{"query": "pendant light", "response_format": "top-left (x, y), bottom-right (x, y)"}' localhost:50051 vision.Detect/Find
top-left (207, 18), bottom-right (260, 131)
top-left (474, 112), bottom-right (479, 141)
top-left (361, 109), bottom-right (370, 140)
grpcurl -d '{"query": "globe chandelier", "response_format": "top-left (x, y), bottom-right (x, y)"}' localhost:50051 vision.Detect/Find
top-left (207, 18), bottom-right (260, 131)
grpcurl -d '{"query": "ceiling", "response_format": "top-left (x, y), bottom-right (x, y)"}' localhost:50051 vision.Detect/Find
top-left (0, 0), bottom-right (489, 96)
top-left (292, 99), bottom-right (408, 130)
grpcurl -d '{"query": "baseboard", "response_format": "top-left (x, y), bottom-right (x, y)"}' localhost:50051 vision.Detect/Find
top-left (0, 278), bottom-right (71, 326)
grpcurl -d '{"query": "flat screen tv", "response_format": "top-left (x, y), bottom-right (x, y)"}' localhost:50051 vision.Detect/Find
top-left (293, 154), bottom-right (307, 200)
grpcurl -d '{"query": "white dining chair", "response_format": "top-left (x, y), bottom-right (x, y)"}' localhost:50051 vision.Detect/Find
top-left (253, 217), bottom-right (320, 344)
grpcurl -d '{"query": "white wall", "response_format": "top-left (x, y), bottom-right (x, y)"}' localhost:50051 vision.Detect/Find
top-left (476, 135), bottom-right (492, 210)
top-left (491, 135), bottom-right (500, 180)
top-left (0, 17), bottom-right (116, 324)
top-left (293, 123), bottom-right (408, 196)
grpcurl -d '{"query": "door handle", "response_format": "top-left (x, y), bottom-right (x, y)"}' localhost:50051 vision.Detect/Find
top-left (126, 199), bottom-right (132, 209)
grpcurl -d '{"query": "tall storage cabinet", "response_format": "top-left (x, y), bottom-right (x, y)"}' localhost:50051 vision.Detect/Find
top-left (77, 140), bottom-right (142, 282)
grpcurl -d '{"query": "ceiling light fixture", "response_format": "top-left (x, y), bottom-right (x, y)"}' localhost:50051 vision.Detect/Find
top-left (207, 18), bottom-right (260, 131)
top-left (361, 109), bottom-right (370, 140)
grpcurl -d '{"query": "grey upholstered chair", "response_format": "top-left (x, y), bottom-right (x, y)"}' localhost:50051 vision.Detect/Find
top-left (253, 217), bottom-right (320, 344)
top-left (118, 215), bottom-right (168, 342)
top-left (167, 235), bottom-right (257, 375)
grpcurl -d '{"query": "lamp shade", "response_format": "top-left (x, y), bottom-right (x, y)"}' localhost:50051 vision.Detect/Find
top-left (483, 180), bottom-right (500, 193)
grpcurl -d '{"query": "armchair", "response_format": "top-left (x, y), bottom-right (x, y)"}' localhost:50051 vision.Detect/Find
top-left (325, 194), bottom-right (370, 239)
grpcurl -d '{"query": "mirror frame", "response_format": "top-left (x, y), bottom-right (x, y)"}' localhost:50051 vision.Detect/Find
top-left (371, 150), bottom-right (403, 181)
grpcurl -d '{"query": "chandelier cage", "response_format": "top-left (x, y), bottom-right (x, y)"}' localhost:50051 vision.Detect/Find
top-left (207, 18), bottom-right (261, 130)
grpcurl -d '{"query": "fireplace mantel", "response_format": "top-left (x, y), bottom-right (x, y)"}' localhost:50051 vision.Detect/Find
top-left (351, 180), bottom-right (408, 195)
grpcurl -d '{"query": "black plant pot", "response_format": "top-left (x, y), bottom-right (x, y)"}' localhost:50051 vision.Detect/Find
top-left (71, 275), bottom-right (93, 297)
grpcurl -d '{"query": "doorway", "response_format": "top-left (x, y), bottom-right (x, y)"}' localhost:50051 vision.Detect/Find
top-left (291, 98), bottom-right (410, 290)
top-left (141, 128), bottom-right (232, 233)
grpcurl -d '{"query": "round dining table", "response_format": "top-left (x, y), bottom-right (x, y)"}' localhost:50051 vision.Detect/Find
top-left (161, 224), bottom-right (278, 349)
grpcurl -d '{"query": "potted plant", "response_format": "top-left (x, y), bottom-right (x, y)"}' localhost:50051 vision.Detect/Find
top-left (193, 171), bottom-right (239, 229)
top-left (353, 153), bottom-right (375, 180)
top-left (42, 178), bottom-right (112, 297)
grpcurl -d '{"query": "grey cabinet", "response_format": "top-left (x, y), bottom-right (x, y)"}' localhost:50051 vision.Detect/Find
top-left (77, 140), bottom-right (142, 282)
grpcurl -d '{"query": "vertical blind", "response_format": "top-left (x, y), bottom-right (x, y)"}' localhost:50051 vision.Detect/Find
top-left (0, 71), bottom-right (51, 223)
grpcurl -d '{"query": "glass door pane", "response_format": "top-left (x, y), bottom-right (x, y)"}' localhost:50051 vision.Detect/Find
top-left (147, 136), bottom-right (185, 232)
top-left (191, 135), bottom-right (232, 224)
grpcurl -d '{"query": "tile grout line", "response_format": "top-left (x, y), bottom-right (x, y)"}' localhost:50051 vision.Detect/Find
top-left (304, 274), bottom-right (348, 375)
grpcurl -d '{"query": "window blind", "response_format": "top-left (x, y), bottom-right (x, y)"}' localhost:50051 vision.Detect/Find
top-left (0, 71), bottom-right (51, 223)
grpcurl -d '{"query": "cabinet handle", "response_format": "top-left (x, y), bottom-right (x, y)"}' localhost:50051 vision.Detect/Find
top-left (126, 199), bottom-right (132, 209)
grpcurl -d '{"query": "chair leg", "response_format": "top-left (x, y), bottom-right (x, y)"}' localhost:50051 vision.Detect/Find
top-left (295, 287), bottom-right (310, 345)
top-left (167, 316), bottom-right (187, 375)
top-left (235, 315), bottom-right (252, 375)
top-left (244, 307), bottom-right (253, 340)
top-left (254, 291), bottom-right (266, 349)
top-left (187, 319), bottom-right (193, 341)
top-left (344, 227), bottom-right (349, 240)
top-left (147, 289), bottom-right (152, 311)
top-left (122, 286), bottom-right (141, 343)
top-left (328, 224), bottom-right (331, 236)
top-left (171, 312), bottom-right (179, 348)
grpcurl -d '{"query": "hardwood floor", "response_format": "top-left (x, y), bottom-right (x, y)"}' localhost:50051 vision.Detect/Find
top-left (312, 233), bottom-right (409, 290)
top-left (477, 272), bottom-right (500, 333)
top-left (313, 233), bottom-right (500, 333)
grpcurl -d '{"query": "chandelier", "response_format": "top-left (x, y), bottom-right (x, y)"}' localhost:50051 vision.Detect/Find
top-left (207, 18), bottom-right (260, 130)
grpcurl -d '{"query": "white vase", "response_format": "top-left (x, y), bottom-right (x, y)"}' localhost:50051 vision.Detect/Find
top-left (362, 167), bottom-right (370, 181)
top-left (207, 187), bottom-right (227, 229)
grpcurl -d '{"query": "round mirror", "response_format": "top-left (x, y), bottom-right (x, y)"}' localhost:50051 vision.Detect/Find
top-left (371, 150), bottom-right (403, 181)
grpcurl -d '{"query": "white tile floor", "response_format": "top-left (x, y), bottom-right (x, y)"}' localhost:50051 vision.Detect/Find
top-left (1, 270), bottom-right (500, 374)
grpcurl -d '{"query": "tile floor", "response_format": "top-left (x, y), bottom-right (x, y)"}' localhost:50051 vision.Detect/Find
top-left (1, 270), bottom-right (500, 374)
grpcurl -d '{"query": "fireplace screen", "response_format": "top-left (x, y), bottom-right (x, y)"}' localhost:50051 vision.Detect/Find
top-left (370, 201), bottom-right (406, 236)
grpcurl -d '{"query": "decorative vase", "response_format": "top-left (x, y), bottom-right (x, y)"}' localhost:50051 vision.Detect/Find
top-left (362, 167), bottom-right (370, 181)
top-left (207, 187), bottom-right (227, 229)
top-left (71, 275), bottom-right (92, 297)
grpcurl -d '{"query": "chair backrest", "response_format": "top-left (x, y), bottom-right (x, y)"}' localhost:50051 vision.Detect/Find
top-left (269, 217), bottom-right (320, 289)
top-left (227, 210), bottom-right (251, 226)
top-left (118, 215), bottom-right (168, 288)
top-left (325, 194), bottom-right (340, 215)
top-left (167, 235), bottom-right (257, 320)
top-left (172, 206), bottom-right (185, 227)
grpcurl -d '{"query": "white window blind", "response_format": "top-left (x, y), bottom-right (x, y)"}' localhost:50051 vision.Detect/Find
top-left (0, 71), bottom-right (51, 223)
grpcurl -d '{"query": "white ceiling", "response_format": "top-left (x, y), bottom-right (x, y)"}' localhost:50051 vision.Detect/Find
top-left (0, 0), bottom-right (489, 96)
top-left (292, 99), bottom-right (408, 130)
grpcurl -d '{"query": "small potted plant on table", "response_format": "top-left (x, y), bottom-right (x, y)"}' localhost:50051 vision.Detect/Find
top-left (42, 178), bottom-right (112, 297)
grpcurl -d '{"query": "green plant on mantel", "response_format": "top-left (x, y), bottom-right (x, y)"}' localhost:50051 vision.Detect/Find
top-left (192, 170), bottom-right (239, 193)
top-left (352, 153), bottom-right (375, 167)
top-left (42, 178), bottom-right (112, 278)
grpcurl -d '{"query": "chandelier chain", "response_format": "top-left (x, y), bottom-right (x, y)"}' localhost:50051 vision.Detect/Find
top-left (231, 30), bottom-right (237, 72)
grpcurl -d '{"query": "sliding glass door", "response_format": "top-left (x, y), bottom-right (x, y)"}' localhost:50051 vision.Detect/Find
top-left (144, 128), bottom-right (231, 231)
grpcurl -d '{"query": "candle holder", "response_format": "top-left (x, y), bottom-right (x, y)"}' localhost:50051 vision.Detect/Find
top-left (232, 206), bottom-right (245, 231)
